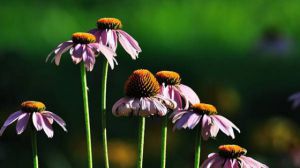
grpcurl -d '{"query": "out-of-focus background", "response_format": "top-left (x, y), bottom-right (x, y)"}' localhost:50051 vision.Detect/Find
top-left (1, 0), bottom-right (300, 167)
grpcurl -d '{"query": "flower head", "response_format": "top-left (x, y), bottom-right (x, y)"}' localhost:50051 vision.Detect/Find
top-left (289, 92), bottom-right (300, 109)
top-left (90, 17), bottom-right (141, 60)
top-left (201, 144), bottom-right (268, 168)
top-left (112, 69), bottom-right (176, 117)
top-left (47, 32), bottom-right (116, 71)
top-left (156, 71), bottom-right (200, 110)
top-left (0, 101), bottom-right (67, 138)
top-left (170, 103), bottom-right (240, 140)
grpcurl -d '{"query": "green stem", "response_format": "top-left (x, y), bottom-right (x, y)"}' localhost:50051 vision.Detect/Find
top-left (80, 63), bottom-right (93, 168)
top-left (194, 125), bottom-right (202, 168)
top-left (160, 115), bottom-right (168, 168)
top-left (137, 117), bottom-right (145, 168)
top-left (31, 130), bottom-right (38, 168)
top-left (101, 60), bottom-right (110, 168)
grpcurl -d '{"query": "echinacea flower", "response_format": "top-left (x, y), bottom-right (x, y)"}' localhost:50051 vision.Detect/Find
top-left (0, 101), bottom-right (67, 138)
top-left (90, 18), bottom-right (141, 59)
top-left (156, 70), bottom-right (200, 109)
top-left (171, 103), bottom-right (240, 140)
top-left (289, 92), bottom-right (300, 109)
top-left (201, 144), bottom-right (268, 168)
top-left (112, 69), bottom-right (176, 117)
top-left (47, 32), bottom-right (116, 71)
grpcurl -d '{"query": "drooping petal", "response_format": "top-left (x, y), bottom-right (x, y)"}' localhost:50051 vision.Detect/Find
top-left (83, 46), bottom-right (96, 71)
top-left (43, 111), bottom-right (67, 132)
top-left (173, 112), bottom-right (193, 131)
top-left (97, 44), bottom-right (118, 69)
top-left (152, 99), bottom-right (168, 116)
top-left (182, 113), bottom-right (201, 129)
top-left (71, 44), bottom-right (83, 64)
top-left (41, 115), bottom-right (54, 138)
top-left (32, 112), bottom-right (43, 131)
top-left (0, 111), bottom-right (23, 136)
top-left (118, 30), bottom-right (140, 60)
top-left (112, 97), bottom-right (134, 116)
top-left (107, 30), bottom-right (117, 51)
top-left (100, 29), bottom-right (108, 45)
top-left (223, 159), bottom-right (234, 168)
top-left (240, 156), bottom-right (269, 168)
top-left (170, 110), bottom-right (189, 123)
top-left (88, 28), bottom-right (101, 42)
top-left (178, 84), bottom-right (200, 109)
top-left (213, 115), bottom-right (240, 139)
top-left (118, 30), bottom-right (141, 52)
top-left (46, 41), bottom-right (73, 65)
top-left (16, 113), bottom-right (30, 135)
top-left (200, 154), bottom-right (223, 168)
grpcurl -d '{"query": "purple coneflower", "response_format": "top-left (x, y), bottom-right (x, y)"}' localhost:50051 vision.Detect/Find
top-left (171, 103), bottom-right (240, 140)
top-left (47, 32), bottom-right (116, 71)
top-left (0, 101), bottom-right (67, 138)
top-left (201, 144), bottom-right (268, 168)
top-left (90, 18), bottom-right (141, 59)
top-left (112, 69), bottom-right (176, 117)
top-left (112, 69), bottom-right (176, 168)
top-left (156, 70), bottom-right (200, 110)
top-left (289, 92), bottom-right (300, 109)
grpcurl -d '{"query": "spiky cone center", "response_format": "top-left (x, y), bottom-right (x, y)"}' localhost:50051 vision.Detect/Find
top-left (21, 101), bottom-right (46, 113)
top-left (156, 71), bottom-right (181, 85)
top-left (218, 145), bottom-right (247, 158)
top-left (72, 32), bottom-right (96, 44)
top-left (97, 18), bottom-right (122, 29)
top-left (125, 69), bottom-right (160, 98)
top-left (192, 103), bottom-right (217, 115)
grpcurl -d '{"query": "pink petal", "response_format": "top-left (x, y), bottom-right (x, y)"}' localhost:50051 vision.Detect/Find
top-left (178, 84), bottom-right (200, 106)
top-left (32, 112), bottom-right (43, 131)
top-left (43, 111), bottom-right (67, 132)
top-left (0, 111), bottom-right (23, 136)
top-left (98, 44), bottom-right (117, 69)
top-left (107, 30), bottom-right (117, 51)
top-left (118, 31), bottom-right (139, 59)
top-left (16, 113), bottom-right (30, 135)
top-left (100, 29), bottom-right (108, 45)
top-left (41, 115), bottom-right (54, 138)
top-left (118, 30), bottom-right (142, 52)
top-left (71, 44), bottom-right (83, 64)
top-left (46, 41), bottom-right (73, 65)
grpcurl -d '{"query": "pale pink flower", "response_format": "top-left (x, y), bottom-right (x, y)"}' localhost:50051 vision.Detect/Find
top-left (0, 101), bottom-right (67, 138)
top-left (47, 32), bottom-right (116, 71)
top-left (201, 145), bottom-right (268, 168)
top-left (156, 71), bottom-right (200, 110)
top-left (171, 103), bottom-right (240, 140)
top-left (112, 69), bottom-right (176, 117)
top-left (90, 18), bottom-right (141, 59)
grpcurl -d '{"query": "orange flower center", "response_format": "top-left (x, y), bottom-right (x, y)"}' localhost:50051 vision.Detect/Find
top-left (97, 18), bottom-right (122, 30)
top-left (125, 69), bottom-right (160, 98)
top-left (72, 32), bottom-right (96, 44)
top-left (21, 101), bottom-right (46, 112)
top-left (192, 103), bottom-right (217, 115)
top-left (218, 145), bottom-right (247, 158)
top-left (155, 71), bottom-right (181, 85)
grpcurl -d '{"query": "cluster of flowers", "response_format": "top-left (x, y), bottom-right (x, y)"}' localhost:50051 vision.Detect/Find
top-left (0, 17), bottom-right (268, 168)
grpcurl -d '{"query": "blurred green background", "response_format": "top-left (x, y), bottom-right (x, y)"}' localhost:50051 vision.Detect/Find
top-left (1, 0), bottom-right (300, 167)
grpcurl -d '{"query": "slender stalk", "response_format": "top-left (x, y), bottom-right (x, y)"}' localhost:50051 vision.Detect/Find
top-left (137, 117), bottom-right (146, 168)
top-left (31, 130), bottom-right (39, 168)
top-left (101, 60), bottom-right (110, 168)
top-left (194, 125), bottom-right (202, 168)
top-left (160, 115), bottom-right (168, 168)
top-left (80, 63), bottom-right (93, 168)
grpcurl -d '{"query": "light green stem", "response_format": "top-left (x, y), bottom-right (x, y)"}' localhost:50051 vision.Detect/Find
top-left (137, 117), bottom-right (145, 168)
top-left (80, 63), bottom-right (93, 168)
top-left (160, 115), bottom-right (168, 168)
top-left (101, 60), bottom-right (110, 168)
top-left (194, 126), bottom-right (202, 168)
top-left (31, 130), bottom-right (38, 168)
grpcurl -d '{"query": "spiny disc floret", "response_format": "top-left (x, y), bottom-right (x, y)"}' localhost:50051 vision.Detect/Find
top-left (218, 145), bottom-right (247, 158)
top-left (156, 71), bottom-right (181, 85)
top-left (125, 69), bottom-right (160, 98)
top-left (192, 103), bottom-right (217, 115)
top-left (97, 18), bottom-right (122, 30)
top-left (21, 101), bottom-right (46, 113)
top-left (72, 32), bottom-right (96, 44)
